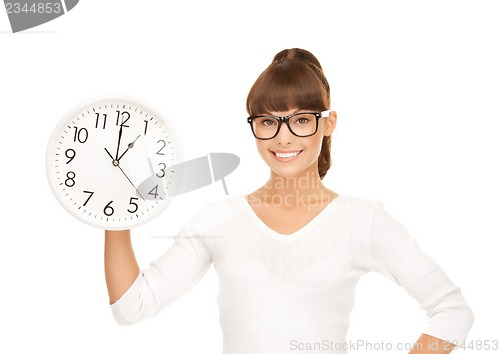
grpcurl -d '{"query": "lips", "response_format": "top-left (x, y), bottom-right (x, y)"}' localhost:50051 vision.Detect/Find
top-left (274, 151), bottom-right (300, 158)
top-left (271, 150), bottom-right (303, 162)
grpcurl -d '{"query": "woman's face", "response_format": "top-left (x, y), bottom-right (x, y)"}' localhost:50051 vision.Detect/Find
top-left (254, 108), bottom-right (337, 180)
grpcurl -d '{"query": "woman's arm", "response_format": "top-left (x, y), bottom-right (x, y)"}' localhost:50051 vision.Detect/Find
top-left (107, 203), bottom-right (213, 325)
top-left (409, 334), bottom-right (455, 354)
top-left (104, 230), bottom-right (140, 304)
top-left (368, 201), bottom-right (474, 348)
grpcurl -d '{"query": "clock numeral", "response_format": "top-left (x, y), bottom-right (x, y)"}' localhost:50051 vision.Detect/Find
top-left (65, 149), bottom-right (76, 164)
top-left (103, 201), bottom-right (114, 216)
top-left (65, 171), bottom-right (76, 187)
top-left (156, 163), bottom-right (166, 178)
top-left (148, 185), bottom-right (159, 199)
top-left (95, 113), bottom-right (107, 129)
top-left (73, 127), bottom-right (88, 143)
top-left (156, 140), bottom-right (166, 155)
top-left (83, 191), bottom-right (94, 206)
top-left (116, 110), bottom-right (130, 127)
top-left (127, 197), bottom-right (139, 213)
top-left (143, 120), bottom-right (148, 135)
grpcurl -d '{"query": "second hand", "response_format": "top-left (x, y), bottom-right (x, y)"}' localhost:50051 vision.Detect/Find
top-left (117, 165), bottom-right (145, 200)
top-left (104, 147), bottom-right (145, 200)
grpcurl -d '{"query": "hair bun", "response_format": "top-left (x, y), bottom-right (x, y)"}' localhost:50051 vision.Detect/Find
top-left (272, 48), bottom-right (324, 71)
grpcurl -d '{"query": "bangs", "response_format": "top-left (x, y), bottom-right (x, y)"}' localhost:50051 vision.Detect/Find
top-left (247, 60), bottom-right (329, 116)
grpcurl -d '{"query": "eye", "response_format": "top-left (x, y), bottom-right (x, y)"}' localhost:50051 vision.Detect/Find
top-left (259, 118), bottom-right (278, 126)
top-left (291, 114), bottom-right (312, 125)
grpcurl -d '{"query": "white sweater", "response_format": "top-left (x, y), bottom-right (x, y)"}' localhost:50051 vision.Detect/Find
top-left (110, 194), bottom-right (474, 354)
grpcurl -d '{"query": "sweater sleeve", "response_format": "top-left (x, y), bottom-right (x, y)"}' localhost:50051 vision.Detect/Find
top-left (368, 201), bottom-right (474, 347)
top-left (110, 203), bottom-right (213, 325)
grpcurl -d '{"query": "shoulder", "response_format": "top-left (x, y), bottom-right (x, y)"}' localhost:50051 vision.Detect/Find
top-left (203, 195), bottom-right (245, 214)
top-left (189, 195), bottom-right (246, 228)
top-left (338, 195), bottom-right (405, 237)
top-left (337, 194), bottom-right (383, 219)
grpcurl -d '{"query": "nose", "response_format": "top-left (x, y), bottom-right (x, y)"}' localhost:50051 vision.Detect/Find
top-left (275, 120), bottom-right (295, 145)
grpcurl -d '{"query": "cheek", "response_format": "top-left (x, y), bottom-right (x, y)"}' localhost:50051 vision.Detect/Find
top-left (307, 135), bottom-right (324, 159)
top-left (310, 123), bottom-right (329, 157)
top-left (255, 141), bottom-right (270, 160)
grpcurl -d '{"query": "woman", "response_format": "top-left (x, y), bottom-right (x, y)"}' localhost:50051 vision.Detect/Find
top-left (105, 48), bottom-right (474, 354)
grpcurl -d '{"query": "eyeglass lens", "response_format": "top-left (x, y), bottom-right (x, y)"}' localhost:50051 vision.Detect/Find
top-left (251, 113), bottom-right (317, 139)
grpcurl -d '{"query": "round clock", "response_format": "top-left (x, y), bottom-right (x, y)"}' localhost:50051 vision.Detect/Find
top-left (46, 96), bottom-right (183, 230)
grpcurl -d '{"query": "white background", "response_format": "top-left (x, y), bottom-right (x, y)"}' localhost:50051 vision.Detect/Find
top-left (1, 1), bottom-right (498, 353)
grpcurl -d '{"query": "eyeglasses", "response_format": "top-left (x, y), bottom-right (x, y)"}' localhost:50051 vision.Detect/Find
top-left (247, 110), bottom-right (331, 140)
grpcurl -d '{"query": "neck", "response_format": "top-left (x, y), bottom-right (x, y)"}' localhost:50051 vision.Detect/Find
top-left (253, 167), bottom-right (334, 209)
top-left (267, 168), bottom-right (322, 193)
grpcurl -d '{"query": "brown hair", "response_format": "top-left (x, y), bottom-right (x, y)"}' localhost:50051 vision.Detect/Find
top-left (246, 48), bottom-right (332, 179)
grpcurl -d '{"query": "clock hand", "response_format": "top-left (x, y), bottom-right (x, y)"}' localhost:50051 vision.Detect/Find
top-left (115, 124), bottom-right (124, 160)
top-left (117, 135), bottom-right (141, 162)
top-left (104, 147), bottom-right (144, 199)
top-left (104, 147), bottom-right (114, 161)
top-left (117, 165), bottom-right (145, 200)
top-left (104, 147), bottom-right (119, 166)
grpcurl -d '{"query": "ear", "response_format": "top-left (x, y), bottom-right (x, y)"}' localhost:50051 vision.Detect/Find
top-left (323, 110), bottom-right (337, 136)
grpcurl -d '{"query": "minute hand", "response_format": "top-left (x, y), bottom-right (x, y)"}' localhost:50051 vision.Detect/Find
top-left (115, 124), bottom-right (124, 160)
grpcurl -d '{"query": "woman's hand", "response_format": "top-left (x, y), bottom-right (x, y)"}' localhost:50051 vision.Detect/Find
top-left (409, 334), bottom-right (456, 354)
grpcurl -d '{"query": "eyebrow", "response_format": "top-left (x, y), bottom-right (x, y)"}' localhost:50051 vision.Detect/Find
top-left (263, 109), bottom-right (301, 116)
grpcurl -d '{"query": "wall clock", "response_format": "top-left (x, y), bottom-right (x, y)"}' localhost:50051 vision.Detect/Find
top-left (46, 96), bottom-right (183, 230)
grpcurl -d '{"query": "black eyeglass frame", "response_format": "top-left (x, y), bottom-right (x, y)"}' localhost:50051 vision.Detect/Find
top-left (247, 110), bottom-right (331, 140)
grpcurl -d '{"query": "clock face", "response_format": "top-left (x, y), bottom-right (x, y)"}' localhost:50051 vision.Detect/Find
top-left (46, 96), bottom-right (183, 230)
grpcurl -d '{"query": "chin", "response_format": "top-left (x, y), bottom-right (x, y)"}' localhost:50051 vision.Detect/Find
top-left (270, 164), bottom-right (316, 179)
top-left (271, 170), bottom-right (299, 179)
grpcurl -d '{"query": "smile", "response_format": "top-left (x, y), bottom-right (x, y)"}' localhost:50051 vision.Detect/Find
top-left (271, 150), bottom-right (303, 162)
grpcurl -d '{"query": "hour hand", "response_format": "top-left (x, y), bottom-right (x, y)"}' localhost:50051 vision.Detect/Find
top-left (104, 148), bottom-right (119, 166)
top-left (104, 147), bottom-right (114, 160)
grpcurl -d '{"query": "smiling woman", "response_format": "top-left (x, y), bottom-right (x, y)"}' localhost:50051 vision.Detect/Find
top-left (246, 48), bottom-right (333, 181)
top-left (105, 48), bottom-right (474, 354)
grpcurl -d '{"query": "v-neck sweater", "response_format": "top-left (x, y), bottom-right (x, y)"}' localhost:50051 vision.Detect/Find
top-left (110, 194), bottom-right (474, 354)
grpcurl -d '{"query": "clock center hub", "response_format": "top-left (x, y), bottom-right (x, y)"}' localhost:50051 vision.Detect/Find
top-left (112, 160), bottom-right (119, 167)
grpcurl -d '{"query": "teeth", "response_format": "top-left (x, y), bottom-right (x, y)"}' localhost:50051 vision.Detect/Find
top-left (275, 151), bottom-right (300, 158)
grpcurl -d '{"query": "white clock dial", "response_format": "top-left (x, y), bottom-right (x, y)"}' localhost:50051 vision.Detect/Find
top-left (46, 96), bottom-right (183, 230)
